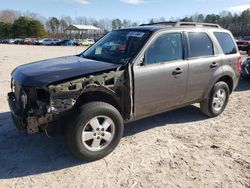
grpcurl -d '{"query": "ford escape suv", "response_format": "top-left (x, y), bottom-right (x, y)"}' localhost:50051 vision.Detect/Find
top-left (8, 22), bottom-right (241, 161)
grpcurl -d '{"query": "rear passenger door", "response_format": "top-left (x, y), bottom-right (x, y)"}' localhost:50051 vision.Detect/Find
top-left (185, 31), bottom-right (222, 102)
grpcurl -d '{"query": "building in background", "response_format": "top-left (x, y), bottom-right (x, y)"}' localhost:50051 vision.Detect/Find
top-left (64, 24), bottom-right (103, 40)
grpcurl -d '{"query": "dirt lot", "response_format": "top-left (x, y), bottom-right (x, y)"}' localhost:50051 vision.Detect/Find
top-left (0, 44), bottom-right (249, 188)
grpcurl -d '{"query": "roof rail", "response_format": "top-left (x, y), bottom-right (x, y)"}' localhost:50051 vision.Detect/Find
top-left (140, 21), bottom-right (176, 27)
top-left (140, 21), bottom-right (221, 28)
top-left (176, 22), bottom-right (221, 28)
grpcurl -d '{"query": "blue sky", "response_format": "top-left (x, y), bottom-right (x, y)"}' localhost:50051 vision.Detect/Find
top-left (0, 0), bottom-right (250, 21)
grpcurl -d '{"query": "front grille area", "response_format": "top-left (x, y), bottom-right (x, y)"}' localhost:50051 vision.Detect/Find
top-left (12, 78), bottom-right (44, 115)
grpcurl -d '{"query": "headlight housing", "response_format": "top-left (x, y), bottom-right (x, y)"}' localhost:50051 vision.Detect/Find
top-left (20, 90), bottom-right (28, 110)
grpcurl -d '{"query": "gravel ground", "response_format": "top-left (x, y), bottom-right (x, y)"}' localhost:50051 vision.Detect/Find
top-left (0, 44), bottom-right (249, 188)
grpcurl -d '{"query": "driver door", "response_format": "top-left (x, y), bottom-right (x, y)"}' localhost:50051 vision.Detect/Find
top-left (133, 32), bottom-right (188, 118)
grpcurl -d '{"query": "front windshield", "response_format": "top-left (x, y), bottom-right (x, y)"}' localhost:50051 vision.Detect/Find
top-left (82, 30), bottom-right (151, 64)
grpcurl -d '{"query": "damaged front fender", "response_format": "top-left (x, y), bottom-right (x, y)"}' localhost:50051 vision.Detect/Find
top-left (47, 70), bottom-right (125, 114)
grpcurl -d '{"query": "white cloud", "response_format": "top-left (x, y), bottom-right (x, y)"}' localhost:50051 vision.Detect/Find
top-left (71, 0), bottom-right (89, 5)
top-left (227, 4), bottom-right (250, 12)
top-left (120, 0), bottom-right (145, 5)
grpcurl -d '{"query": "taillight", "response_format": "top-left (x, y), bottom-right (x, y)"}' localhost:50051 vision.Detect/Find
top-left (237, 57), bottom-right (242, 72)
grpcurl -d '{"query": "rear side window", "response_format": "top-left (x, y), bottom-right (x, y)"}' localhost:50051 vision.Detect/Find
top-left (188, 32), bottom-right (214, 58)
top-left (214, 32), bottom-right (237, 55)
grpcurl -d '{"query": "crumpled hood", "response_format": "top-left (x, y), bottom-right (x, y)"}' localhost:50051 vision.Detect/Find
top-left (12, 56), bottom-right (120, 87)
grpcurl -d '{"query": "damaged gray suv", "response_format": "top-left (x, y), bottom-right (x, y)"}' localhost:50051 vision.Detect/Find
top-left (8, 22), bottom-right (241, 161)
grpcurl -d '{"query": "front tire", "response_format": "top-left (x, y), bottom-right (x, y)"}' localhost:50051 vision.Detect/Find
top-left (65, 102), bottom-right (124, 161)
top-left (200, 81), bottom-right (230, 117)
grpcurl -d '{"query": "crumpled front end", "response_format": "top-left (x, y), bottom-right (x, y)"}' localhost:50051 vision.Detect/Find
top-left (8, 79), bottom-right (63, 134)
top-left (8, 70), bottom-right (127, 134)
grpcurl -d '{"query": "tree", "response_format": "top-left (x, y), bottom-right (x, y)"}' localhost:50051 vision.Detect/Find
top-left (149, 18), bottom-right (154, 24)
top-left (27, 19), bottom-right (46, 37)
top-left (10, 16), bottom-right (46, 38)
top-left (121, 19), bottom-right (129, 28)
top-left (240, 9), bottom-right (250, 36)
top-left (59, 18), bottom-right (68, 34)
top-left (204, 14), bottom-right (220, 23)
top-left (180, 16), bottom-right (193, 22)
top-left (63, 16), bottom-right (73, 26)
top-left (197, 14), bottom-right (204, 22)
top-left (0, 9), bottom-right (20, 23)
top-left (11, 16), bottom-right (30, 38)
top-left (48, 17), bottom-right (60, 34)
top-left (98, 18), bottom-right (112, 32)
top-left (0, 22), bottom-right (12, 38)
top-left (112, 19), bottom-right (122, 30)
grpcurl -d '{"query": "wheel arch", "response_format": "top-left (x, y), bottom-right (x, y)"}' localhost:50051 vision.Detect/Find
top-left (216, 75), bottom-right (234, 94)
top-left (73, 88), bottom-right (123, 117)
top-left (203, 74), bottom-right (234, 99)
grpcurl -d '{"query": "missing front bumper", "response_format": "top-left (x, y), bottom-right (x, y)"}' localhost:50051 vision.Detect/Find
top-left (8, 92), bottom-right (59, 134)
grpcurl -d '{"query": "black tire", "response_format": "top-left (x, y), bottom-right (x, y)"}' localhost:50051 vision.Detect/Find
top-left (65, 102), bottom-right (124, 161)
top-left (200, 81), bottom-right (230, 117)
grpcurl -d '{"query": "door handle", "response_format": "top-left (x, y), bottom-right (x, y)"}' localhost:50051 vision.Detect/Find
top-left (210, 62), bottom-right (218, 68)
top-left (172, 68), bottom-right (184, 75)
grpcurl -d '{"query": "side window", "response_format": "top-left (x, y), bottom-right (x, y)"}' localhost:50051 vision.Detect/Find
top-left (146, 33), bottom-right (183, 65)
top-left (188, 32), bottom-right (214, 58)
top-left (214, 32), bottom-right (237, 55)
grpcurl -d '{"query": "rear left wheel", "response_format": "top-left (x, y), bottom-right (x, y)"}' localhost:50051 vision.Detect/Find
top-left (200, 81), bottom-right (230, 117)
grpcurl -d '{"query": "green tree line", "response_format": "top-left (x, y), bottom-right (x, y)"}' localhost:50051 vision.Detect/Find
top-left (180, 9), bottom-right (250, 37)
top-left (0, 16), bottom-right (46, 38)
top-left (1, 9), bottom-right (250, 39)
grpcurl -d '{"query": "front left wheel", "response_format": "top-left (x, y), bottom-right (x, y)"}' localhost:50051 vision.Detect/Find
top-left (65, 102), bottom-right (124, 161)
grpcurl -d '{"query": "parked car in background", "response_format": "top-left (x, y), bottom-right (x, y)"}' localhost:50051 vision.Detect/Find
top-left (80, 38), bottom-right (95, 46)
top-left (236, 36), bottom-right (250, 55)
top-left (7, 39), bottom-right (15, 44)
top-left (14, 39), bottom-right (25, 45)
top-left (0, 39), bottom-right (9, 44)
top-left (241, 58), bottom-right (250, 79)
top-left (42, 38), bottom-right (60, 45)
top-left (36, 38), bottom-right (45, 45)
top-left (24, 38), bottom-right (37, 45)
top-left (56, 39), bottom-right (76, 46)
top-left (74, 39), bottom-right (83, 46)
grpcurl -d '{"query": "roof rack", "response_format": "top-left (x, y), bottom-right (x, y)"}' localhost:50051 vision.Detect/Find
top-left (140, 21), bottom-right (221, 28)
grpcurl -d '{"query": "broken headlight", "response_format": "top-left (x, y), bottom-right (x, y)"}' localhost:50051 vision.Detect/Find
top-left (20, 90), bottom-right (28, 110)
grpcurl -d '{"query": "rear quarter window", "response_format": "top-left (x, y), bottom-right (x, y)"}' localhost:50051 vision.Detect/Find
top-left (214, 32), bottom-right (237, 55)
top-left (188, 32), bottom-right (214, 58)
